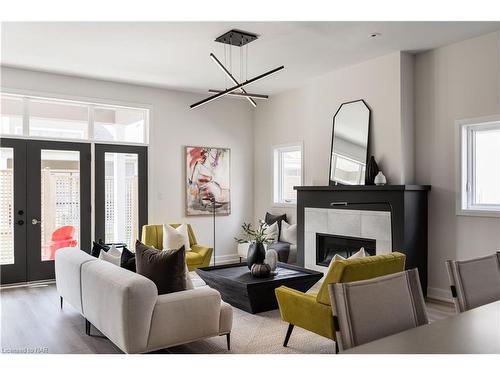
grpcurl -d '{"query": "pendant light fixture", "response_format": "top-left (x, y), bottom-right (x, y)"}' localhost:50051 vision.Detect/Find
top-left (190, 29), bottom-right (284, 109)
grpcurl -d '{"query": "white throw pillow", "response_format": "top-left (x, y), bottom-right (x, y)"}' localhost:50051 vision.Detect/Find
top-left (321, 247), bottom-right (367, 275)
top-left (99, 244), bottom-right (121, 266)
top-left (280, 221), bottom-right (297, 245)
top-left (163, 224), bottom-right (191, 251)
top-left (185, 263), bottom-right (194, 289)
top-left (349, 247), bottom-right (367, 259)
top-left (264, 222), bottom-right (279, 243)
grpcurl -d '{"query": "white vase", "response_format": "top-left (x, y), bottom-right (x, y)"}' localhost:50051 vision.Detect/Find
top-left (264, 249), bottom-right (278, 271)
top-left (374, 171), bottom-right (387, 185)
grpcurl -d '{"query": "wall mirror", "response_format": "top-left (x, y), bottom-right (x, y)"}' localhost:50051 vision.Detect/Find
top-left (329, 99), bottom-right (370, 185)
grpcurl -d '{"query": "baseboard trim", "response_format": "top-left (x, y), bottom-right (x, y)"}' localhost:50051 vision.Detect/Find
top-left (427, 287), bottom-right (453, 303)
top-left (213, 254), bottom-right (240, 265)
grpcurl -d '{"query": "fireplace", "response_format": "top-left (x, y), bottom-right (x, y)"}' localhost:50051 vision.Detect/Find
top-left (316, 233), bottom-right (376, 267)
top-left (295, 185), bottom-right (430, 295)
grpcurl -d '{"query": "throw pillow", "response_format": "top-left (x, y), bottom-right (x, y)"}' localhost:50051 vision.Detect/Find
top-left (91, 241), bottom-right (109, 257)
top-left (264, 222), bottom-right (279, 243)
top-left (349, 247), bottom-right (367, 259)
top-left (280, 221), bottom-right (297, 245)
top-left (163, 224), bottom-right (191, 251)
top-left (265, 212), bottom-right (287, 241)
top-left (120, 246), bottom-right (136, 272)
top-left (185, 264), bottom-right (194, 290)
top-left (135, 240), bottom-right (187, 295)
top-left (99, 244), bottom-right (121, 266)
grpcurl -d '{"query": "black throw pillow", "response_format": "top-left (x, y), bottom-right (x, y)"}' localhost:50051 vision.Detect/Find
top-left (135, 240), bottom-right (186, 295)
top-left (120, 246), bottom-right (136, 272)
top-left (265, 212), bottom-right (287, 241)
top-left (91, 241), bottom-right (109, 258)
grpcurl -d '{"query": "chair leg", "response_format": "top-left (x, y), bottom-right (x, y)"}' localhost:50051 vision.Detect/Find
top-left (226, 333), bottom-right (231, 350)
top-left (60, 296), bottom-right (63, 309)
top-left (335, 341), bottom-right (339, 354)
top-left (283, 324), bottom-right (294, 347)
top-left (85, 319), bottom-right (91, 336)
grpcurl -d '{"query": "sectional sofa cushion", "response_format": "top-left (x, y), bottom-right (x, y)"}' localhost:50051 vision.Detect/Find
top-left (91, 241), bottom-right (109, 257)
top-left (135, 240), bottom-right (187, 295)
top-left (121, 246), bottom-right (136, 272)
top-left (163, 223), bottom-right (191, 251)
top-left (264, 222), bottom-right (279, 243)
top-left (280, 221), bottom-right (297, 245)
top-left (99, 244), bottom-right (121, 266)
top-left (265, 212), bottom-right (287, 241)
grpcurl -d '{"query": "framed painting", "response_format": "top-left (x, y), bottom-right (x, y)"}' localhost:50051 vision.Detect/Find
top-left (185, 146), bottom-right (231, 216)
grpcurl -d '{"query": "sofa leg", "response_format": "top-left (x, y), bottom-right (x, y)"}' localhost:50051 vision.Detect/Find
top-left (85, 319), bottom-right (91, 336)
top-left (60, 296), bottom-right (63, 309)
top-left (283, 324), bottom-right (294, 347)
top-left (226, 333), bottom-right (231, 350)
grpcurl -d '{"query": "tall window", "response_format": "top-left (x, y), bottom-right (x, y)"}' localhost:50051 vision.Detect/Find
top-left (0, 93), bottom-right (148, 144)
top-left (458, 117), bottom-right (500, 216)
top-left (273, 143), bottom-right (303, 205)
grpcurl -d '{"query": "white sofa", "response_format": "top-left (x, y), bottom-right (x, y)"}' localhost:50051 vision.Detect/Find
top-left (55, 248), bottom-right (233, 353)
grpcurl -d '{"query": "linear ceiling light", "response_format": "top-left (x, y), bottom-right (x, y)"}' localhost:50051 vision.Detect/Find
top-left (190, 29), bottom-right (284, 109)
top-left (190, 66), bottom-right (283, 109)
top-left (210, 53), bottom-right (257, 107)
top-left (208, 89), bottom-right (268, 100)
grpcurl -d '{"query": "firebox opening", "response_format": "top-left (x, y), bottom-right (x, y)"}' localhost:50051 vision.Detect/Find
top-left (316, 233), bottom-right (376, 267)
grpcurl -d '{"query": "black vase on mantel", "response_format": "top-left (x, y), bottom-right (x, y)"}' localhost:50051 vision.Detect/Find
top-left (246, 243), bottom-right (266, 270)
top-left (365, 156), bottom-right (379, 185)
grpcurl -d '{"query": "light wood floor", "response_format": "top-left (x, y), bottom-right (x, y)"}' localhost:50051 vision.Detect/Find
top-left (0, 283), bottom-right (455, 354)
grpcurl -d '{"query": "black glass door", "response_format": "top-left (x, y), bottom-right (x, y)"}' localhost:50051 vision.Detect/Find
top-left (0, 138), bottom-right (91, 284)
top-left (94, 144), bottom-right (147, 248)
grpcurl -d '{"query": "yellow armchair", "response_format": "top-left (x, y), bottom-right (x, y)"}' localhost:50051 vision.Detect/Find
top-left (275, 252), bottom-right (406, 348)
top-left (141, 224), bottom-right (213, 271)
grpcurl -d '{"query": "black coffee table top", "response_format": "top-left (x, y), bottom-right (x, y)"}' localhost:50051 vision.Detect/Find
top-left (196, 262), bottom-right (323, 314)
top-left (197, 262), bottom-right (322, 284)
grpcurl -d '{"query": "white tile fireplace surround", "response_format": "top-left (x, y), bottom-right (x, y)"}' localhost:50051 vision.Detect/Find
top-left (304, 208), bottom-right (392, 272)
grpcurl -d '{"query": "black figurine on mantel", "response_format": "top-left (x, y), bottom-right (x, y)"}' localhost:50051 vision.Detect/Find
top-left (365, 156), bottom-right (379, 185)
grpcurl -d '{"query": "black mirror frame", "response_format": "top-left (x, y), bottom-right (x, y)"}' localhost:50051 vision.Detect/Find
top-left (328, 99), bottom-right (371, 186)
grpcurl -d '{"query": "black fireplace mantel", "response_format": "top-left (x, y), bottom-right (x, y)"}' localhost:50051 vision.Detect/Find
top-left (295, 185), bottom-right (430, 191)
top-left (295, 184), bottom-right (430, 295)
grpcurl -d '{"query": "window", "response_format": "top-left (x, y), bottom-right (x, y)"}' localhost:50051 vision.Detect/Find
top-left (458, 117), bottom-right (500, 216)
top-left (273, 143), bottom-right (303, 205)
top-left (0, 93), bottom-right (149, 144)
top-left (94, 106), bottom-right (146, 143)
top-left (30, 99), bottom-right (89, 139)
top-left (1, 95), bottom-right (23, 136)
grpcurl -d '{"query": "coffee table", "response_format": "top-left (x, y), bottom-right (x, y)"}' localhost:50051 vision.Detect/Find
top-left (195, 262), bottom-right (323, 314)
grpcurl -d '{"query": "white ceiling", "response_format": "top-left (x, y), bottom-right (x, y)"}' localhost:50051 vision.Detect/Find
top-left (1, 22), bottom-right (499, 95)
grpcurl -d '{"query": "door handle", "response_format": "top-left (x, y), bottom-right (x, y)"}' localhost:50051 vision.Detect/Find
top-left (31, 218), bottom-right (42, 225)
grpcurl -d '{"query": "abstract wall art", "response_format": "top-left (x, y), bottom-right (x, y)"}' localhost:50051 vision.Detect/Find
top-left (185, 146), bottom-right (231, 216)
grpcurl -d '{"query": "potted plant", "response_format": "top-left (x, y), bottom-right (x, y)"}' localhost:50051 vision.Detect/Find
top-left (235, 221), bottom-right (274, 270)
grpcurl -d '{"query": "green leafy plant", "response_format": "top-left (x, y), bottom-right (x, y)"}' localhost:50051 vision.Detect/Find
top-left (235, 220), bottom-right (274, 245)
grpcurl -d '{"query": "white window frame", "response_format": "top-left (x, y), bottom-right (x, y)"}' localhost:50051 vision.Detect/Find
top-left (456, 115), bottom-right (500, 218)
top-left (0, 89), bottom-right (150, 146)
top-left (272, 142), bottom-right (304, 207)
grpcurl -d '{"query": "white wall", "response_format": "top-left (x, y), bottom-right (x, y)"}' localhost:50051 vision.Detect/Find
top-left (1, 67), bottom-right (254, 263)
top-left (253, 52), bottom-right (411, 223)
top-left (415, 31), bottom-right (500, 300)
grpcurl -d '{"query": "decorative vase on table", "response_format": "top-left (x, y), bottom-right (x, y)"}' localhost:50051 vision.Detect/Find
top-left (365, 156), bottom-right (379, 185)
top-left (246, 243), bottom-right (266, 270)
top-left (251, 263), bottom-right (271, 278)
top-left (374, 171), bottom-right (387, 186)
top-left (235, 221), bottom-right (275, 271)
top-left (264, 249), bottom-right (278, 271)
